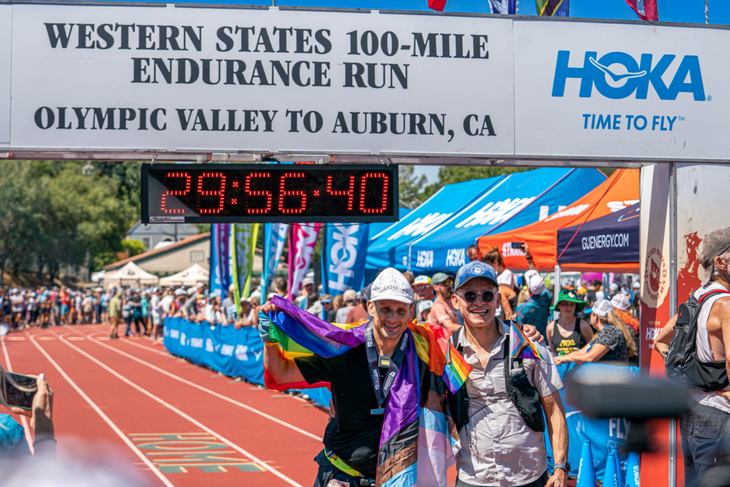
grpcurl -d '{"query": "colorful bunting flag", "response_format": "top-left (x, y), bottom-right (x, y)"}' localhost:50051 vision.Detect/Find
top-left (625, 0), bottom-right (658, 21)
top-left (535, 0), bottom-right (570, 16)
top-left (510, 322), bottom-right (552, 365)
top-left (443, 341), bottom-right (472, 394)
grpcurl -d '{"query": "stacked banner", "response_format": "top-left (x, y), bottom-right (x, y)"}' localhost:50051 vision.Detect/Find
top-left (288, 223), bottom-right (321, 301)
top-left (260, 223), bottom-right (289, 305)
top-left (321, 223), bottom-right (370, 296)
top-left (231, 223), bottom-right (259, 314)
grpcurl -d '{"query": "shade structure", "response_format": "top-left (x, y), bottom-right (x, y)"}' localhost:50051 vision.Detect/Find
top-left (478, 169), bottom-right (640, 273)
top-left (104, 261), bottom-right (159, 289)
top-left (405, 168), bottom-right (606, 274)
top-left (366, 175), bottom-right (507, 271)
top-left (557, 203), bottom-right (640, 266)
top-left (159, 264), bottom-right (209, 287)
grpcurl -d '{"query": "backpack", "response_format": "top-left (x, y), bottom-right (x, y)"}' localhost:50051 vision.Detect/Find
top-left (665, 288), bottom-right (730, 392)
top-left (447, 324), bottom-right (545, 433)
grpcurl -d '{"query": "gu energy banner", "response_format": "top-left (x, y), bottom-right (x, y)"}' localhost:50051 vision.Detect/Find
top-left (322, 223), bottom-right (370, 296)
top-left (231, 223), bottom-right (259, 314)
top-left (260, 223), bottom-right (289, 305)
top-left (217, 224), bottom-right (232, 295)
top-left (288, 223), bottom-right (321, 301)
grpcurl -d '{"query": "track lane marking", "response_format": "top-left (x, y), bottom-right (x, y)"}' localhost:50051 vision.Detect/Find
top-left (24, 332), bottom-right (175, 487)
top-left (50, 330), bottom-right (304, 487)
top-left (1, 336), bottom-right (35, 453)
top-left (71, 328), bottom-right (322, 442)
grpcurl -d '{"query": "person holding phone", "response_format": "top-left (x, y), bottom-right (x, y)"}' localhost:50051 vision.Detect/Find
top-left (1, 368), bottom-right (55, 459)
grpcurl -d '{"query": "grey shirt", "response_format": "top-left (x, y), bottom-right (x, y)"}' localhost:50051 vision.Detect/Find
top-left (456, 320), bottom-right (563, 487)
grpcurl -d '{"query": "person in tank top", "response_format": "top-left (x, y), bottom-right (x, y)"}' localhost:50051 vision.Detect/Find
top-left (546, 289), bottom-right (593, 357)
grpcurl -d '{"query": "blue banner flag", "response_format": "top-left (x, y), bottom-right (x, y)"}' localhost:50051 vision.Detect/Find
top-left (209, 224), bottom-right (222, 295)
top-left (260, 223), bottom-right (289, 304)
top-left (322, 223), bottom-right (370, 296)
top-left (218, 224), bottom-right (232, 294)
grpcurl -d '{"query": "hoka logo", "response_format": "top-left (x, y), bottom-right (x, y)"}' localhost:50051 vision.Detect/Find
top-left (552, 51), bottom-right (706, 101)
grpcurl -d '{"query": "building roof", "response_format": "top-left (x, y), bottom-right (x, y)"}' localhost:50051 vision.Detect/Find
top-left (125, 220), bottom-right (199, 238)
top-left (104, 232), bottom-right (211, 271)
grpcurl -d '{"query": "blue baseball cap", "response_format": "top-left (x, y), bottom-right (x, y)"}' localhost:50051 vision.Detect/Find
top-left (455, 261), bottom-right (498, 291)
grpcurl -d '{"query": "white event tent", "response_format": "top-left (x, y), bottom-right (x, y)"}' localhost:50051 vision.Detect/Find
top-left (104, 262), bottom-right (159, 289)
top-left (159, 264), bottom-right (209, 287)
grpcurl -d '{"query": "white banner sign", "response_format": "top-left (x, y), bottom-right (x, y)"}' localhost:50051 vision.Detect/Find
top-left (4, 5), bottom-right (730, 161)
top-left (9, 5), bottom-right (514, 155)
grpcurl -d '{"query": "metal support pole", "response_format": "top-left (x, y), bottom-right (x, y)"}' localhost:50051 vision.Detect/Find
top-left (706, 0), bottom-right (710, 24)
top-left (668, 162), bottom-right (678, 487)
top-left (553, 264), bottom-right (561, 321)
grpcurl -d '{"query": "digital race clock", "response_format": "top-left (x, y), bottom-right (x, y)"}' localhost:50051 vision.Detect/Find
top-left (141, 164), bottom-right (399, 223)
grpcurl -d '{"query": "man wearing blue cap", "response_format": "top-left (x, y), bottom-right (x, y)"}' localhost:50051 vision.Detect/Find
top-left (449, 261), bottom-right (568, 487)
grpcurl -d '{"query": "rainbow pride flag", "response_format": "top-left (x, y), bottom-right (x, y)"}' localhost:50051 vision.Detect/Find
top-left (443, 341), bottom-right (472, 394)
top-left (510, 322), bottom-right (552, 364)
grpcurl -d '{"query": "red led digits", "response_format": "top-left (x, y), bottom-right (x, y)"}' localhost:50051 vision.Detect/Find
top-left (326, 175), bottom-right (355, 211)
top-left (359, 173), bottom-right (389, 214)
top-left (196, 172), bottom-right (227, 214)
top-left (278, 172), bottom-right (307, 214)
top-left (244, 173), bottom-right (273, 214)
top-left (161, 172), bottom-right (192, 214)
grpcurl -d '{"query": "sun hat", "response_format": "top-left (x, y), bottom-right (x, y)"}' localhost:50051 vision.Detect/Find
top-left (592, 299), bottom-right (614, 318)
top-left (525, 271), bottom-right (545, 295)
top-left (413, 275), bottom-right (431, 286)
top-left (343, 289), bottom-right (357, 302)
top-left (320, 295), bottom-right (333, 304)
top-left (699, 227), bottom-right (730, 284)
top-left (369, 268), bottom-right (414, 304)
top-left (302, 277), bottom-right (315, 287)
top-left (609, 282), bottom-right (619, 292)
top-left (610, 293), bottom-right (630, 311)
top-left (454, 261), bottom-right (498, 291)
top-left (550, 289), bottom-right (586, 312)
top-left (633, 281), bottom-right (641, 289)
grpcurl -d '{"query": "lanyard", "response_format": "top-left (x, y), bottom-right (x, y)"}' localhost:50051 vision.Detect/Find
top-left (364, 321), bottom-right (409, 415)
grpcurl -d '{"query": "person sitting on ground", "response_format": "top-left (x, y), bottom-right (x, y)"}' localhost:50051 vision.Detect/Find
top-left (428, 273), bottom-right (460, 332)
top-left (514, 270), bottom-right (553, 337)
top-left (610, 293), bottom-right (640, 334)
top-left (555, 300), bottom-right (637, 366)
top-left (335, 289), bottom-right (357, 323)
top-left (1, 369), bottom-right (55, 459)
top-left (546, 289), bottom-right (594, 357)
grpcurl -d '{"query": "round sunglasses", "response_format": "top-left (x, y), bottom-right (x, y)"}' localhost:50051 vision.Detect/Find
top-left (459, 290), bottom-right (496, 303)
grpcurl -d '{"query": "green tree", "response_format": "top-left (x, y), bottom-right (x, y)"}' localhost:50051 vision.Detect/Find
top-left (122, 238), bottom-right (147, 256)
top-left (427, 166), bottom-right (529, 193)
top-left (399, 165), bottom-right (429, 209)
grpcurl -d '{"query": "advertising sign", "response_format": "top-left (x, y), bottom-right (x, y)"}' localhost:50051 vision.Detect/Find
top-left (9, 4), bottom-right (514, 155)
top-left (514, 21), bottom-right (730, 161)
top-left (0, 5), bottom-right (11, 145)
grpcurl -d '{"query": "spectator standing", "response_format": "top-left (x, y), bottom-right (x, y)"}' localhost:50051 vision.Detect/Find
top-left (610, 293), bottom-right (639, 334)
top-left (416, 300), bottom-right (432, 324)
top-left (335, 289), bottom-right (357, 322)
top-left (346, 288), bottom-right (370, 323)
top-left (108, 290), bottom-right (121, 339)
top-left (101, 289), bottom-right (110, 323)
top-left (319, 295), bottom-right (333, 321)
top-left (81, 293), bottom-right (93, 324)
top-left (327, 295), bottom-right (342, 323)
top-left (412, 275), bottom-right (434, 307)
top-left (297, 278), bottom-right (315, 310)
top-left (546, 290), bottom-right (593, 357)
top-left (630, 281), bottom-right (641, 319)
top-left (466, 244), bottom-right (482, 262)
top-left (653, 228), bottom-right (730, 487)
top-left (514, 270), bottom-right (553, 336)
top-left (274, 277), bottom-right (288, 300)
top-left (428, 273), bottom-right (460, 331)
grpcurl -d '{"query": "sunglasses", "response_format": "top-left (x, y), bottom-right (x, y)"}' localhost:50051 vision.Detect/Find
top-left (438, 280), bottom-right (454, 287)
top-left (460, 290), bottom-right (496, 303)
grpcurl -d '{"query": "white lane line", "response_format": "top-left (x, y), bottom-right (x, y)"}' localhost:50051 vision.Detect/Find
top-left (75, 328), bottom-right (322, 442)
top-left (1, 336), bottom-right (35, 453)
top-left (25, 332), bottom-right (175, 487)
top-left (51, 331), bottom-right (304, 487)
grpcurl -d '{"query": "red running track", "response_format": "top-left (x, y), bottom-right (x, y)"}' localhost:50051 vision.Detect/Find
top-left (1, 324), bottom-right (330, 487)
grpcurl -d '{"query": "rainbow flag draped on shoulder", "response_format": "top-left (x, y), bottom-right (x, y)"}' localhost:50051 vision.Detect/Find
top-left (510, 321), bottom-right (553, 364)
top-left (264, 296), bottom-right (467, 487)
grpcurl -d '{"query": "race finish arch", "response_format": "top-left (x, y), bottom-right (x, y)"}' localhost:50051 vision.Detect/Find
top-left (3, 3), bottom-right (730, 486)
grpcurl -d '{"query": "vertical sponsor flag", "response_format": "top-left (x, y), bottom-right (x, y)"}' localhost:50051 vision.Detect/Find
top-left (535, 0), bottom-right (569, 16)
top-left (288, 223), bottom-right (321, 302)
top-left (231, 223), bottom-right (260, 315)
top-left (429, 0), bottom-right (515, 14)
top-left (260, 223), bottom-right (289, 305)
top-left (625, 0), bottom-right (658, 21)
top-left (209, 224), bottom-right (222, 295)
top-left (218, 224), bottom-right (233, 294)
top-left (321, 224), bottom-right (370, 297)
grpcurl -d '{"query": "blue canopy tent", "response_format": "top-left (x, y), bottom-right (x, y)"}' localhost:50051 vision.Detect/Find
top-left (404, 168), bottom-right (607, 274)
top-left (365, 175), bottom-right (507, 276)
top-left (368, 208), bottom-right (412, 242)
top-left (556, 203), bottom-right (640, 268)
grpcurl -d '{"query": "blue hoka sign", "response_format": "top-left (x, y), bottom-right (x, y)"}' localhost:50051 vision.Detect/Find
top-left (552, 51), bottom-right (706, 101)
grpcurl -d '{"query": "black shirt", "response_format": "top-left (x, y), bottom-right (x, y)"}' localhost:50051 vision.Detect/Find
top-left (295, 344), bottom-right (383, 476)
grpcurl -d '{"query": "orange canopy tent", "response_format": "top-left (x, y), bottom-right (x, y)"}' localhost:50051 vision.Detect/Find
top-left (477, 169), bottom-right (640, 273)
